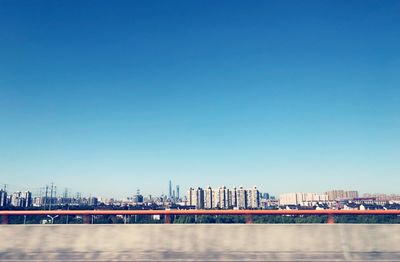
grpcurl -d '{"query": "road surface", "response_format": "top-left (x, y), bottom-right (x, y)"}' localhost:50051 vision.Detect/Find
top-left (1, 224), bottom-right (399, 261)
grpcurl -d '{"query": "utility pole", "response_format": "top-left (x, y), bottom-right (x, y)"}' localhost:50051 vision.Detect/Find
top-left (44, 185), bottom-right (49, 210)
top-left (38, 187), bottom-right (43, 208)
top-left (54, 186), bottom-right (57, 206)
top-left (66, 204), bottom-right (69, 224)
top-left (49, 183), bottom-right (54, 211)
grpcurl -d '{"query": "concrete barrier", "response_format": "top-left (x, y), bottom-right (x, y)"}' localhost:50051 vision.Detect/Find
top-left (1, 224), bottom-right (399, 261)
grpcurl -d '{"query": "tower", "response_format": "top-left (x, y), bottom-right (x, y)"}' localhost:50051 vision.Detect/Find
top-left (176, 185), bottom-right (180, 200)
top-left (169, 180), bottom-right (172, 198)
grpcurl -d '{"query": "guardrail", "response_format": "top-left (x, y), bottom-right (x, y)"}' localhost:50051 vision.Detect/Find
top-left (1, 209), bottom-right (399, 224)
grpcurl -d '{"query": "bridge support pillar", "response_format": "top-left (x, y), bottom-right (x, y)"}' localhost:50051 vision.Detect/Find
top-left (327, 214), bottom-right (335, 224)
top-left (164, 214), bottom-right (171, 224)
top-left (1, 215), bottom-right (9, 224)
top-left (245, 215), bottom-right (253, 224)
top-left (83, 215), bottom-right (91, 224)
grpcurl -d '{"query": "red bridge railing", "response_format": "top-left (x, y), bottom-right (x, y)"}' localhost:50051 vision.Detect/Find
top-left (1, 209), bottom-right (399, 224)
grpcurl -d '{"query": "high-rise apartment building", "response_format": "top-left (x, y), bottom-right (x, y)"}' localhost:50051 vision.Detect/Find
top-left (195, 187), bottom-right (204, 209)
top-left (187, 187), bottom-right (204, 209)
top-left (204, 186), bottom-right (214, 209)
top-left (24, 191), bottom-right (32, 207)
top-left (187, 185), bottom-right (263, 210)
top-left (230, 187), bottom-right (237, 208)
top-left (345, 190), bottom-right (358, 199)
top-left (247, 186), bottom-right (260, 208)
top-left (325, 190), bottom-right (359, 201)
top-left (187, 187), bottom-right (195, 206)
top-left (0, 190), bottom-right (7, 207)
top-left (279, 192), bottom-right (328, 206)
top-left (237, 186), bottom-right (247, 209)
top-left (11, 192), bottom-right (23, 207)
top-left (217, 186), bottom-right (230, 209)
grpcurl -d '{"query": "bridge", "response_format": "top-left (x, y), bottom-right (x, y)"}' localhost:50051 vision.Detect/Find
top-left (1, 210), bottom-right (399, 261)
top-left (0, 224), bottom-right (399, 261)
top-left (1, 209), bottom-right (400, 224)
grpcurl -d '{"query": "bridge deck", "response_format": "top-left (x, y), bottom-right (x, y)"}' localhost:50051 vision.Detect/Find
top-left (1, 224), bottom-right (399, 261)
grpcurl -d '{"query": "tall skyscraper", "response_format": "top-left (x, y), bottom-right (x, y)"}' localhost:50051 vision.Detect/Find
top-left (169, 180), bottom-right (172, 198)
top-left (176, 185), bottom-right (180, 200)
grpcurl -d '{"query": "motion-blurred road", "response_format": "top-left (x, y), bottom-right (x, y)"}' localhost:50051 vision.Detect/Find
top-left (1, 224), bottom-right (399, 261)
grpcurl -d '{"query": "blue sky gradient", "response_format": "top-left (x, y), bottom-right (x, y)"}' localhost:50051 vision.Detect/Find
top-left (1, 0), bottom-right (399, 197)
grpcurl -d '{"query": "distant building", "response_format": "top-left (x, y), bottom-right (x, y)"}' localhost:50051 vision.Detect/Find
top-left (133, 193), bottom-right (144, 204)
top-left (230, 187), bottom-right (237, 208)
top-left (262, 193), bottom-right (270, 200)
top-left (11, 192), bottom-right (23, 207)
top-left (187, 187), bottom-right (204, 209)
top-left (187, 185), bottom-right (265, 210)
top-left (261, 198), bottom-right (279, 209)
top-left (360, 204), bottom-right (384, 210)
top-left (187, 187), bottom-right (195, 206)
top-left (362, 193), bottom-right (400, 202)
top-left (0, 190), bottom-right (7, 207)
top-left (196, 187), bottom-right (205, 209)
top-left (343, 202), bottom-right (360, 210)
top-left (279, 192), bottom-right (328, 206)
top-left (325, 190), bottom-right (358, 201)
top-left (176, 185), bottom-right (180, 200)
top-left (169, 180), bottom-right (172, 199)
top-left (237, 186), bottom-right (247, 209)
top-left (247, 186), bottom-right (260, 208)
top-left (88, 197), bottom-right (98, 206)
top-left (204, 186), bottom-right (213, 209)
top-left (24, 191), bottom-right (32, 207)
top-left (217, 186), bottom-right (230, 209)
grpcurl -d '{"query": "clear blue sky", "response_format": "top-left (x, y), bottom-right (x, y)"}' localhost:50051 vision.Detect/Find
top-left (0, 0), bottom-right (399, 198)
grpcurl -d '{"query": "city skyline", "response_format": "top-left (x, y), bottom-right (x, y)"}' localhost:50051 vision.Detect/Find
top-left (1, 179), bottom-right (399, 201)
top-left (2, 182), bottom-right (399, 212)
top-left (1, 1), bottom-right (399, 196)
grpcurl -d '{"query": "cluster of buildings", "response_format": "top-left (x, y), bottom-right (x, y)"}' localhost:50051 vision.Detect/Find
top-left (0, 189), bottom-right (99, 208)
top-left (279, 190), bottom-right (359, 206)
top-left (2, 183), bottom-right (399, 211)
top-left (278, 190), bottom-right (400, 210)
top-left (186, 186), bottom-right (263, 209)
top-left (168, 180), bottom-right (180, 202)
top-left (0, 190), bottom-right (33, 208)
